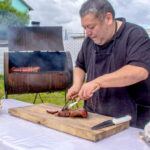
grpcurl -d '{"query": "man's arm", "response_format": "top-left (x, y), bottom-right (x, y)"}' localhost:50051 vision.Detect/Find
top-left (73, 67), bottom-right (85, 87)
top-left (77, 65), bottom-right (149, 101)
top-left (66, 67), bottom-right (85, 100)
top-left (94, 65), bottom-right (148, 88)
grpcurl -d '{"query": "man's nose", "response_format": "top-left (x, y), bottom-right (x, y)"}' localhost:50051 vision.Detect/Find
top-left (85, 29), bottom-right (92, 36)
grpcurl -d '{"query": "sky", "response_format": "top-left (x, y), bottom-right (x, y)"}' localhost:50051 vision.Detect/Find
top-left (25, 0), bottom-right (150, 34)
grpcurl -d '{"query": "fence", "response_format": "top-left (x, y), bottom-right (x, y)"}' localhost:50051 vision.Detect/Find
top-left (0, 46), bottom-right (8, 75)
top-left (0, 39), bottom-right (83, 75)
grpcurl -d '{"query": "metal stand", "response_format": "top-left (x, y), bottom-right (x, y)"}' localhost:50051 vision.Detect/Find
top-left (64, 90), bottom-right (67, 103)
top-left (33, 93), bottom-right (44, 104)
top-left (4, 91), bottom-right (7, 99)
top-left (33, 91), bottom-right (66, 104)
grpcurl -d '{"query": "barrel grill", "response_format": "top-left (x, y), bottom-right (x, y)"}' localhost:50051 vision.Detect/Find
top-left (4, 26), bottom-right (73, 99)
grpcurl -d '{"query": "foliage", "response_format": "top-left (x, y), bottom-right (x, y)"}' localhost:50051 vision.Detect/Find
top-left (0, 75), bottom-right (4, 80)
top-left (0, 0), bottom-right (29, 25)
top-left (0, 80), bottom-right (4, 99)
top-left (0, 0), bottom-right (30, 39)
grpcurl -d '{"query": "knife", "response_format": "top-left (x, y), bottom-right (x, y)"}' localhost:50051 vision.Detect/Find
top-left (91, 115), bottom-right (132, 130)
top-left (68, 101), bottom-right (78, 109)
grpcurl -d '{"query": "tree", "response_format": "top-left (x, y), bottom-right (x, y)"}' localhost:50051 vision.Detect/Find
top-left (0, 0), bottom-right (30, 39)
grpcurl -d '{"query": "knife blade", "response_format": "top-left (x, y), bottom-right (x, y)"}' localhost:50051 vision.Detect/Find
top-left (91, 115), bottom-right (132, 130)
top-left (68, 101), bottom-right (78, 109)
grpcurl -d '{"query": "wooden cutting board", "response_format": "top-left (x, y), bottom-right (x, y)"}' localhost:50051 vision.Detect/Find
top-left (8, 103), bottom-right (130, 142)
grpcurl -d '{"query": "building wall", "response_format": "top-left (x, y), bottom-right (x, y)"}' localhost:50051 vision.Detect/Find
top-left (11, 0), bottom-right (29, 13)
top-left (147, 29), bottom-right (150, 36)
top-left (0, 46), bottom-right (8, 74)
top-left (63, 39), bottom-right (83, 67)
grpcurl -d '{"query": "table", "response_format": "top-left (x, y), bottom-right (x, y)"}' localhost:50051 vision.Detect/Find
top-left (0, 99), bottom-right (149, 150)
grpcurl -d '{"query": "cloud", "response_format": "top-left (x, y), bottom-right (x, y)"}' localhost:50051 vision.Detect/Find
top-left (25, 0), bottom-right (84, 32)
top-left (110, 0), bottom-right (150, 27)
top-left (25, 0), bottom-right (150, 33)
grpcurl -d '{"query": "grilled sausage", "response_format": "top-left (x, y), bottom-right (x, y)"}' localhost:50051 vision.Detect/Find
top-left (10, 66), bottom-right (40, 73)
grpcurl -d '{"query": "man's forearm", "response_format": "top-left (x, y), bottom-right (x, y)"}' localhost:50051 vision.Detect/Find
top-left (73, 67), bottom-right (85, 88)
top-left (93, 65), bottom-right (149, 88)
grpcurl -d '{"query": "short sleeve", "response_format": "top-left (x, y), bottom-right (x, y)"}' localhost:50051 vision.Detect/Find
top-left (75, 39), bottom-right (88, 72)
top-left (126, 27), bottom-right (150, 72)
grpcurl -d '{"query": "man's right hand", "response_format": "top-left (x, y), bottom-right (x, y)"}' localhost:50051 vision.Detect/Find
top-left (66, 85), bottom-right (81, 100)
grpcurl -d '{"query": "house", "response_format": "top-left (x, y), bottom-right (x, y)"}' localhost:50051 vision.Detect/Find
top-left (71, 33), bottom-right (85, 40)
top-left (11, 0), bottom-right (32, 13)
top-left (69, 33), bottom-right (85, 40)
top-left (0, 0), bottom-right (32, 12)
top-left (0, 0), bottom-right (32, 41)
top-left (70, 28), bottom-right (150, 40)
top-left (146, 28), bottom-right (150, 36)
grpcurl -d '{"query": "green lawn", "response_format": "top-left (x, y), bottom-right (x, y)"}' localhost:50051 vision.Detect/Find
top-left (0, 76), bottom-right (83, 107)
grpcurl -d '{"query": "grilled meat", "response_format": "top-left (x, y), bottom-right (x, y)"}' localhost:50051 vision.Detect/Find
top-left (47, 108), bottom-right (88, 118)
top-left (10, 66), bottom-right (40, 73)
top-left (46, 109), bottom-right (58, 114)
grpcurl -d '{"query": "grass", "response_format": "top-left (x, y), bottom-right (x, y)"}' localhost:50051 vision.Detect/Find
top-left (0, 76), bottom-right (83, 107)
top-left (0, 75), bottom-right (4, 80)
top-left (0, 80), bottom-right (4, 99)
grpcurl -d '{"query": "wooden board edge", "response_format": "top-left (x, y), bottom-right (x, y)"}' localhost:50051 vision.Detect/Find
top-left (94, 121), bottom-right (130, 142)
top-left (8, 107), bottom-right (130, 142)
top-left (8, 108), bottom-right (99, 141)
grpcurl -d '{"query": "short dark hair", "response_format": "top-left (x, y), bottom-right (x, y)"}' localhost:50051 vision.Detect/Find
top-left (79, 0), bottom-right (115, 21)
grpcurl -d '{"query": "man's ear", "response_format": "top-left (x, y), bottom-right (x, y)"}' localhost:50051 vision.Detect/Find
top-left (104, 12), bottom-right (113, 25)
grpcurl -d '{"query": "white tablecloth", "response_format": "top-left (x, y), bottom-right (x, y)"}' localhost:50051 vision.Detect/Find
top-left (0, 99), bottom-right (149, 150)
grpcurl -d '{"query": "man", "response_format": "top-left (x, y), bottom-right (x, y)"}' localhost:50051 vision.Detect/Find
top-left (66, 0), bottom-right (150, 128)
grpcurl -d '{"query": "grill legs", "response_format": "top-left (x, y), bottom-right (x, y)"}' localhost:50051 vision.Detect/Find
top-left (33, 91), bottom-right (67, 104)
top-left (33, 93), bottom-right (44, 104)
top-left (5, 91), bottom-right (7, 99)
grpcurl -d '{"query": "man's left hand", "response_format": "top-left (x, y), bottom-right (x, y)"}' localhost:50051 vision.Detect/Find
top-left (77, 81), bottom-right (100, 102)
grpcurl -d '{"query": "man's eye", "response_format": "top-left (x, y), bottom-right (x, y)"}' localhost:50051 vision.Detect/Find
top-left (89, 26), bottom-right (94, 29)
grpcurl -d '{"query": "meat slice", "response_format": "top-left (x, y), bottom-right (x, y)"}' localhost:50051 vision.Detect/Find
top-left (46, 109), bottom-right (58, 114)
top-left (47, 108), bottom-right (88, 118)
top-left (69, 108), bottom-right (88, 118)
top-left (57, 109), bottom-right (70, 117)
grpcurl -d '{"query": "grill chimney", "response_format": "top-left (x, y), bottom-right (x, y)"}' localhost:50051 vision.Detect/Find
top-left (31, 21), bottom-right (40, 27)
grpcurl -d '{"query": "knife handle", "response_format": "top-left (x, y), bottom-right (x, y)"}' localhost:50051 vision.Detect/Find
top-left (112, 115), bottom-right (132, 125)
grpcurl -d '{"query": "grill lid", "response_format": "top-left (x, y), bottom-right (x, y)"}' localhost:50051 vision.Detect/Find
top-left (8, 26), bottom-right (64, 51)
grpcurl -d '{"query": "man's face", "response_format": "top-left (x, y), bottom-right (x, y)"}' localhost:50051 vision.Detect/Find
top-left (81, 13), bottom-right (111, 45)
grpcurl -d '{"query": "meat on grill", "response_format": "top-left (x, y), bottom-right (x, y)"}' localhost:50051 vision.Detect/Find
top-left (10, 66), bottom-right (40, 73)
top-left (47, 108), bottom-right (88, 118)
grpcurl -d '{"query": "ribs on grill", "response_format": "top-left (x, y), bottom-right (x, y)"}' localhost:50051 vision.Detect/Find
top-left (10, 66), bottom-right (40, 73)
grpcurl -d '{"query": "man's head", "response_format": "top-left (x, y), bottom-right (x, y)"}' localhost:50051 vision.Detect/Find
top-left (80, 0), bottom-right (116, 45)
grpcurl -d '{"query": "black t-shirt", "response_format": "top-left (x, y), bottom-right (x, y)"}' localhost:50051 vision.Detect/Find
top-left (76, 18), bottom-right (150, 127)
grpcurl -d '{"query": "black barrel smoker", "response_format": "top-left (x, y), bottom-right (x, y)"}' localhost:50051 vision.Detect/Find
top-left (4, 26), bottom-right (73, 103)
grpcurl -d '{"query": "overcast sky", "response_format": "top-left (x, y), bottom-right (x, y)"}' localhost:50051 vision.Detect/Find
top-left (25, 0), bottom-right (150, 33)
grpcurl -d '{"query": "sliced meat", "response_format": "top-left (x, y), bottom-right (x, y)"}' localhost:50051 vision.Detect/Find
top-left (46, 105), bottom-right (88, 118)
top-left (46, 109), bottom-right (58, 114)
top-left (69, 108), bottom-right (88, 118)
top-left (57, 109), bottom-right (70, 117)
top-left (46, 108), bottom-right (88, 118)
